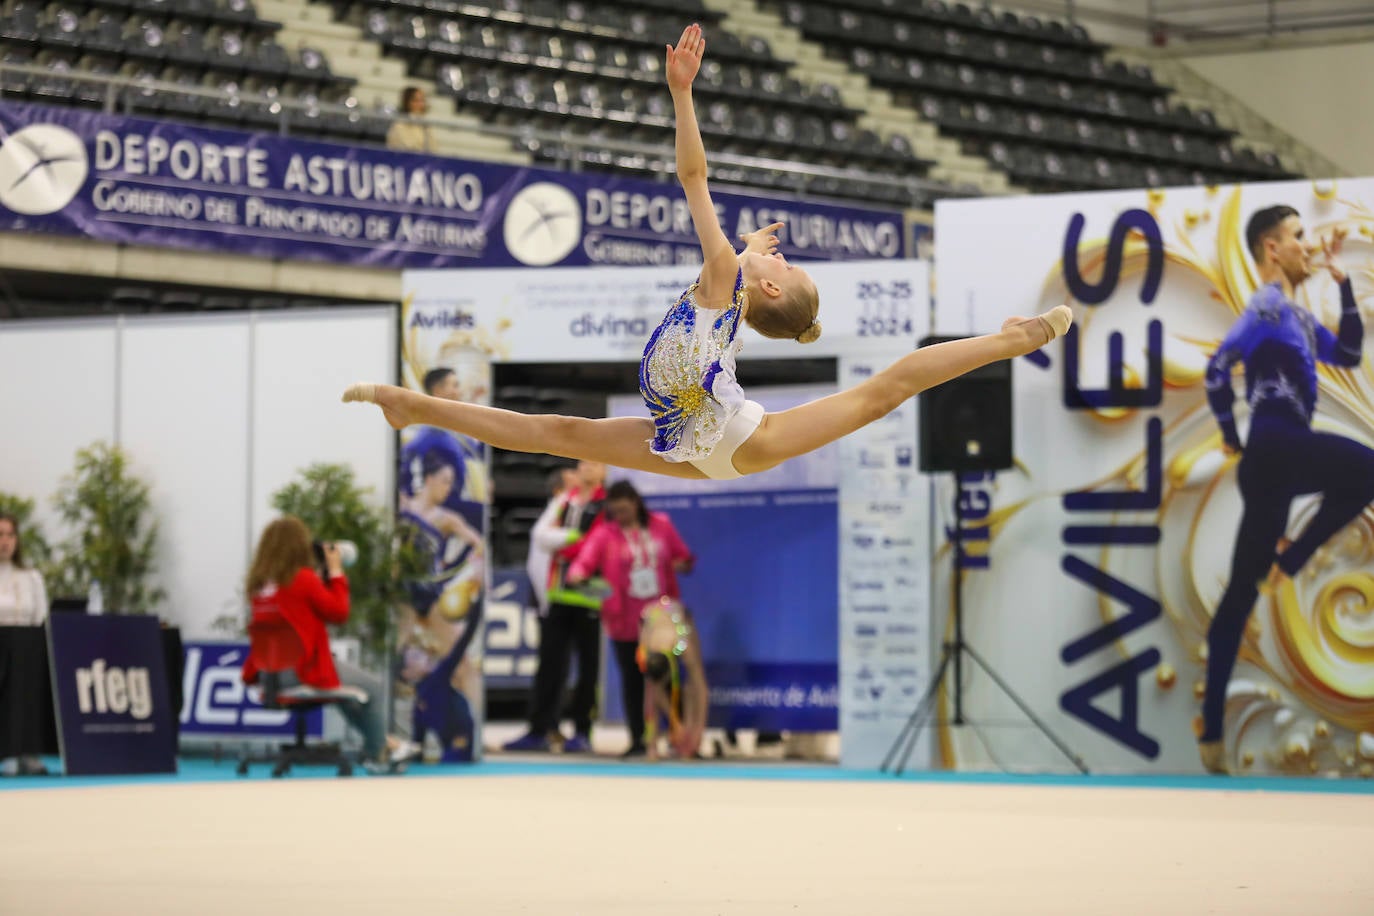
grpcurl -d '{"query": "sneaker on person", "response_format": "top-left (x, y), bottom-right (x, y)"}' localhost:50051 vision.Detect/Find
top-left (363, 759), bottom-right (405, 776)
top-left (389, 739), bottom-right (423, 765)
top-left (620, 744), bottom-right (646, 759)
top-left (502, 732), bottom-right (552, 752)
top-left (562, 734), bottom-right (593, 754)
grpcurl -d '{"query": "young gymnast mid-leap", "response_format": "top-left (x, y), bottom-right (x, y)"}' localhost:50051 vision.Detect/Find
top-left (344, 24), bottom-right (1073, 480)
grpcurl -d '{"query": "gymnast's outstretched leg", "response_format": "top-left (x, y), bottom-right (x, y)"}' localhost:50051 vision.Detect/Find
top-left (731, 306), bottom-right (1072, 474)
top-left (343, 384), bottom-right (708, 479)
top-left (344, 304), bottom-right (1071, 478)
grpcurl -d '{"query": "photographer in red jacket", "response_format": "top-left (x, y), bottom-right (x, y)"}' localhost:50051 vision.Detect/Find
top-left (241, 516), bottom-right (417, 770)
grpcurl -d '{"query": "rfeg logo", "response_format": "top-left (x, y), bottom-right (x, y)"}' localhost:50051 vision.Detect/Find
top-left (76, 658), bottom-right (153, 720)
top-left (0, 123), bottom-right (89, 215)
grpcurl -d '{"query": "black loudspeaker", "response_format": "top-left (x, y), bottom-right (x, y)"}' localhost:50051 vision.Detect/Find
top-left (917, 335), bottom-right (1013, 472)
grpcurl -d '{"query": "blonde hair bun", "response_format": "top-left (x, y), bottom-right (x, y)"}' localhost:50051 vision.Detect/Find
top-left (794, 320), bottom-right (822, 344)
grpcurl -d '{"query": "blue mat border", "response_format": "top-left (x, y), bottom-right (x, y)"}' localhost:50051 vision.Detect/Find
top-left (4, 756), bottom-right (1373, 795)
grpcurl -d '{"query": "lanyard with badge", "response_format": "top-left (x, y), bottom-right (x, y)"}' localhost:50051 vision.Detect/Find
top-left (626, 527), bottom-right (661, 599)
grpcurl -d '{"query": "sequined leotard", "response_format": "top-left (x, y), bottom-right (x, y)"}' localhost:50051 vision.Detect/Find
top-left (639, 269), bottom-right (749, 464)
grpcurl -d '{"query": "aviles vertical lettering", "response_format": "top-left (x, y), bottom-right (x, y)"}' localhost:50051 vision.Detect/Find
top-left (1057, 208), bottom-right (1166, 759)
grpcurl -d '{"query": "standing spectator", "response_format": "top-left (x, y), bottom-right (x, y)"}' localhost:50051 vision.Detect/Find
top-left (0, 512), bottom-right (50, 776)
top-left (386, 86), bottom-right (435, 153)
top-left (0, 514), bottom-right (47, 626)
top-left (403, 365), bottom-right (487, 499)
top-left (526, 466), bottom-right (578, 615)
top-left (568, 481), bottom-right (693, 757)
top-left (422, 367), bottom-right (460, 401)
top-left (503, 461), bottom-right (607, 753)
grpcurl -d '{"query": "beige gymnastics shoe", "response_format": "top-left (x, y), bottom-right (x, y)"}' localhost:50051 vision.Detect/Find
top-left (341, 382), bottom-right (378, 404)
top-left (1001, 304), bottom-right (1074, 353)
top-left (1039, 304), bottom-right (1073, 340)
top-left (342, 383), bottom-right (408, 429)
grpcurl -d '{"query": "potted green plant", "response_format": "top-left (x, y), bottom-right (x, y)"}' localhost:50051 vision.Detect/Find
top-left (50, 442), bottom-right (165, 614)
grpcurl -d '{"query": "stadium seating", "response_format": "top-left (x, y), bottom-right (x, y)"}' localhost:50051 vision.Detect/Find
top-left (335, 0), bottom-right (957, 209)
top-left (0, 0), bottom-right (1304, 210)
top-left (0, 0), bottom-right (389, 144)
top-left (759, 0), bottom-right (1295, 191)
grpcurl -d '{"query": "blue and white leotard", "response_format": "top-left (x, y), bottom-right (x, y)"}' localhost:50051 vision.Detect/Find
top-left (639, 269), bottom-right (760, 477)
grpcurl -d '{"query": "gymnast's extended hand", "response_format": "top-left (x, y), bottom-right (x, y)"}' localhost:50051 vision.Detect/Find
top-left (739, 221), bottom-right (785, 257)
top-left (665, 23), bottom-right (705, 93)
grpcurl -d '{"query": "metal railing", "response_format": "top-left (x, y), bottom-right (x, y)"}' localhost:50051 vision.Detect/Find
top-left (0, 61), bottom-right (961, 210)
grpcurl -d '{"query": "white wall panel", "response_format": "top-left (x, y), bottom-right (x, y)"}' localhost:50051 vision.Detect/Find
top-left (120, 318), bottom-right (250, 634)
top-left (0, 321), bottom-right (118, 549)
top-left (249, 309), bottom-right (396, 548)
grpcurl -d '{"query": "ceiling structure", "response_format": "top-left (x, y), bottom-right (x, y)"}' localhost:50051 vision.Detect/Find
top-left (1005, 0), bottom-right (1374, 47)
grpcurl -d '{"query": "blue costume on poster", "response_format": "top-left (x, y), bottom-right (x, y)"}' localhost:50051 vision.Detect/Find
top-left (1201, 277), bottom-right (1372, 743)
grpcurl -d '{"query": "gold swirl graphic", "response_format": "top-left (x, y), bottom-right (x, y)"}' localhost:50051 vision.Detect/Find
top-left (1215, 188), bottom-right (1257, 312)
top-left (1266, 511), bottom-right (1374, 734)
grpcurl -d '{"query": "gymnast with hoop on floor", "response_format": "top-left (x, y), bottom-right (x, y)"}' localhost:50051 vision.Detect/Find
top-left (344, 24), bottom-right (1073, 480)
top-left (636, 597), bottom-right (708, 761)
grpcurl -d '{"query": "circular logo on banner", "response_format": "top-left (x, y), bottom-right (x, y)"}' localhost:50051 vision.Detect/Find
top-left (0, 124), bottom-right (89, 215)
top-left (503, 181), bottom-right (582, 266)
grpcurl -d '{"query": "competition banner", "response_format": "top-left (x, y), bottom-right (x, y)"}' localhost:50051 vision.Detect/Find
top-left (935, 179), bottom-right (1374, 775)
top-left (402, 259), bottom-right (930, 364)
top-left (0, 101), bottom-right (906, 269)
top-left (836, 355), bottom-right (930, 769)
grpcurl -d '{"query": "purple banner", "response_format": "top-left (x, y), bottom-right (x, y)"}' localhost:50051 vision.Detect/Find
top-left (46, 614), bottom-right (177, 776)
top-left (0, 101), bottom-right (908, 269)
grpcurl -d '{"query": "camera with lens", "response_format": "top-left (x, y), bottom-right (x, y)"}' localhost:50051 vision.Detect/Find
top-left (312, 539), bottom-right (358, 573)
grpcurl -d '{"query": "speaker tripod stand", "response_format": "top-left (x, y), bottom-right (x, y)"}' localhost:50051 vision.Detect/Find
top-left (880, 477), bottom-right (1089, 777)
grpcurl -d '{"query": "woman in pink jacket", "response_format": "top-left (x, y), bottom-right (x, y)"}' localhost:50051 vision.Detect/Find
top-left (568, 481), bottom-right (693, 756)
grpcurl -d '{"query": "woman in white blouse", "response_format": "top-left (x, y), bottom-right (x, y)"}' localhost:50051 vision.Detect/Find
top-left (0, 513), bottom-right (48, 626)
top-left (0, 513), bottom-right (50, 775)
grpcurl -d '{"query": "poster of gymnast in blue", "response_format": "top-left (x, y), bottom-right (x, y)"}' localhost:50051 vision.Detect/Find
top-left (392, 295), bottom-right (495, 762)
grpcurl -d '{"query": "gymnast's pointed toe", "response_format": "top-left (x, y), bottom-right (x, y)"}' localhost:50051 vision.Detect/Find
top-left (342, 382), bottom-right (378, 404)
top-left (1042, 304), bottom-right (1073, 340)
